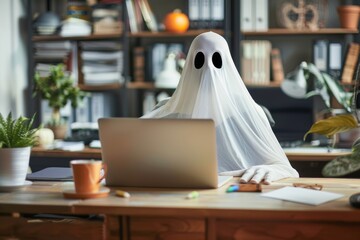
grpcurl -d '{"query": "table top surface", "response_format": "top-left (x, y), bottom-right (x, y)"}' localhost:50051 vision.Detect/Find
top-left (1, 178), bottom-right (360, 221)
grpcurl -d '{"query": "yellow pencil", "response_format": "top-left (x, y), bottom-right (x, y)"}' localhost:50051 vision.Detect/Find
top-left (115, 190), bottom-right (131, 198)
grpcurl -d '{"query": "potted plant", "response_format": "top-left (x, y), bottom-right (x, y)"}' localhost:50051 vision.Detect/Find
top-left (301, 62), bottom-right (360, 177)
top-left (0, 113), bottom-right (38, 187)
top-left (337, 4), bottom-right (360, 30)
top-left (33, 64), bottom-right (88, 139)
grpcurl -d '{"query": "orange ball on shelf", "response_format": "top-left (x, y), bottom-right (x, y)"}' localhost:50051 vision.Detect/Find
top-left (163, 9), bottom-right (190, 33)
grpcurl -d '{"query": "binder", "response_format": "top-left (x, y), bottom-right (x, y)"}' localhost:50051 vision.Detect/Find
top-left (199, 0), bottom-right (211, 29)
top-left (312, 39), bottom-right (328, 72)
top-left (188, 0), bottom-right (200, 29)
top-left (328, 41), bottom-right (344, 80)
top-left (254, 0), bottom-right (268, 31)
top-left (240, 0), bottom-right (254, 31)
top-left (210, 0), bottom-right (224, 28)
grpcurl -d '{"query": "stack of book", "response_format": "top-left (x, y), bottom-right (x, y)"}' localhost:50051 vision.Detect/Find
top-left (34, 41), bottom-right (73, 77)
top-left (80, 41), bottom-right (124, 85)
top-left (92, 3), bottom-right (123, 35)
top-left (241, 40), bottom-right (272, 85)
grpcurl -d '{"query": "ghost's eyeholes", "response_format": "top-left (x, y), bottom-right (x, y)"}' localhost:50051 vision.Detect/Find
top-left (194, 52), bottom-right (205, 69)
top-left (212, 52), bottom-right (222, 69)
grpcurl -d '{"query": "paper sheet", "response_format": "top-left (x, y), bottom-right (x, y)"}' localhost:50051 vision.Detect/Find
top-left (261, 186), bottom-right (344, 205)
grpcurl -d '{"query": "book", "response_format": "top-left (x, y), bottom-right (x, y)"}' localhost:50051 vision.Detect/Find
top-left (270, 48), bottom-right (284, 83)
top-left (125, 0), bottom-right (138, 33)
top-left (138, 0), bottom-right (158, 32)
top-left (27, 167), bottom-right (73, 181)
top-left (133, 46), bottom-right (145, 82)
top-left (341, 43), bottom-right (360, 84)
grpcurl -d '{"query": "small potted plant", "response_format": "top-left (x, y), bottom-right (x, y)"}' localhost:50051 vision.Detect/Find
top-left (33, 64), bottom-right (88, 139)
top-left (0, 113), bottom-right (38, 187)
top-left (337, 3), bottom-right (360, 30)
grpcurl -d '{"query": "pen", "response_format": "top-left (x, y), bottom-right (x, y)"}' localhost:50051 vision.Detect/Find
top-left (186, 191), bottom-right (199, 199)
top-left (226, 184), bottom-right (262, 192)
top-left (115, 190), bottom-right (131, 198)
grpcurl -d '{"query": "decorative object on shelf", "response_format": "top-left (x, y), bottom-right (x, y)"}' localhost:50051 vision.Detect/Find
top-left (32, 11), bottom-right (61, 35)
top-left (0, 113), bottom-right (38, 187)
top-left (278, 0), bottom-right (328, 30)
top-left (337, 5), bottom-right (360, 30)
top-left (155, 52), bottom-right (181, 88)
top-left (163, 9), bottom-right (190, 33)
top-left (60, 17), bottom-right (92, 37)
top-left (33, 64), bottom-right (88, 139)
top-left (34, 128), bottom-right (54, 148)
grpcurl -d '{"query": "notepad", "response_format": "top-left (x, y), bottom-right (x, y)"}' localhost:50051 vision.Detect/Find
top-left (27, 167), bottom-right (73, 181)
top-left (261, 186), bottom-right (344, 205)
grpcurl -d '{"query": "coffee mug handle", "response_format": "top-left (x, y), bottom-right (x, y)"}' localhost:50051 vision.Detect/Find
top-left (98, 163), bottom-right (107, 183)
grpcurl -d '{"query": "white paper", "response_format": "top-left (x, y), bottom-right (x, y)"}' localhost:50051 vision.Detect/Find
top-left (261, 186), bottom-right (344, 205)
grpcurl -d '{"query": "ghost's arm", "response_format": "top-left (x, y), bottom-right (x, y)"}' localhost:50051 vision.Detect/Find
top-left (218, 105), bottom-right (299, 184)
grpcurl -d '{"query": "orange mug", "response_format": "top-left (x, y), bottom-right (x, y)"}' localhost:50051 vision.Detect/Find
top-left (70, 160), bottom-right (107, 193)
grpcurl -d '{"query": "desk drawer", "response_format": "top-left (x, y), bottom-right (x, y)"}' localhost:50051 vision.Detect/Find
top-left (130, 217), bottom-right (205, 240)
top-left (216, 219), bottom-right (360, 240)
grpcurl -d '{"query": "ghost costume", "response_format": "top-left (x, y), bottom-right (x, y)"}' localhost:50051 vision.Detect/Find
top-left (142, 32), bottom-right (299, 184)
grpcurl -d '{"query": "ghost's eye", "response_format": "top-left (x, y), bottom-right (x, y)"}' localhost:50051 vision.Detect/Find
top-left (212, 52), bottom-right (222, 69)
top-left (194, 52), bottom-right (205, 69)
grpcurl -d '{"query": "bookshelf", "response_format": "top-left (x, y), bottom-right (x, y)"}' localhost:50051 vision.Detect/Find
top-left (26, 0), bottom-right (359, 132)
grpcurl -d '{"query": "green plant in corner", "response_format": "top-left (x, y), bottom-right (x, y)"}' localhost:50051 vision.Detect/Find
top-left (0, 112), bottom-right (38, 148)
top-left (33, 64), bottom-right (88, 126)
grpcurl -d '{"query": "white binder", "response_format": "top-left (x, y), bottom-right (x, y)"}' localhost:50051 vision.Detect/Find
top-left (240, 0), bottom-right (254, 31)
top-left (254, 0), bottom-right (268, 31)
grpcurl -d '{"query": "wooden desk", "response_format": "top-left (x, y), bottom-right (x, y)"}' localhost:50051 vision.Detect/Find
top-left (0, 178), bottom-right (360, 240)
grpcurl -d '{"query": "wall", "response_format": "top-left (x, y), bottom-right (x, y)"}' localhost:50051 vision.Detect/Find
top-left (0, 0), bottom-right (27, 118)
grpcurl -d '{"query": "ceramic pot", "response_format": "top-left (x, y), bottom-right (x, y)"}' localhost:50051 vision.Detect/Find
top-left (0, 147), bottom-right (31, 186)
top-left (48, 124), bottom-right (68, 139)
top-left (337, 5), bottom-right (360, 29)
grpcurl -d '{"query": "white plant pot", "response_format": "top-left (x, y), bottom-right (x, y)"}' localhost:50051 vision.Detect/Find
top-left (0, 147), bottom-right (31, 186)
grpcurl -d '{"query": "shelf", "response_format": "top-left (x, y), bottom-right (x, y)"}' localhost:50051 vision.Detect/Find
top-left (32, 29), bottom-right (225, 42)
top-left (127, 82), bottom-right (175, 90)
top-left (32, 33), bottom-right (123, 42)
top-left (242, 28), bottom-right (359, 36)
top-left (245, 82), bottom-right (282, 88)
top-left (129, 29), bottom-right (224, 38)
top-left (78, 83), bottom-right (122, 91)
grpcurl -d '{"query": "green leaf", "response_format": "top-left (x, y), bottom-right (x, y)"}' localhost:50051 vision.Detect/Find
top-left (322, 153), bottom-right (360, 177)
top-left (304, 114), bottom-right (358, 140)
top-left (0, 112), bottom-right (38, 148)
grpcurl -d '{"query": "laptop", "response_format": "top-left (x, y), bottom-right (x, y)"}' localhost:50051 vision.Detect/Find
top-left (98, 118), bottom-right (232, 189)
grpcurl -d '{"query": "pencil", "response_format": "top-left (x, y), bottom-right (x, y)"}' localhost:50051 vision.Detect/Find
top-left (115, 190), bottom-right (131, 198)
